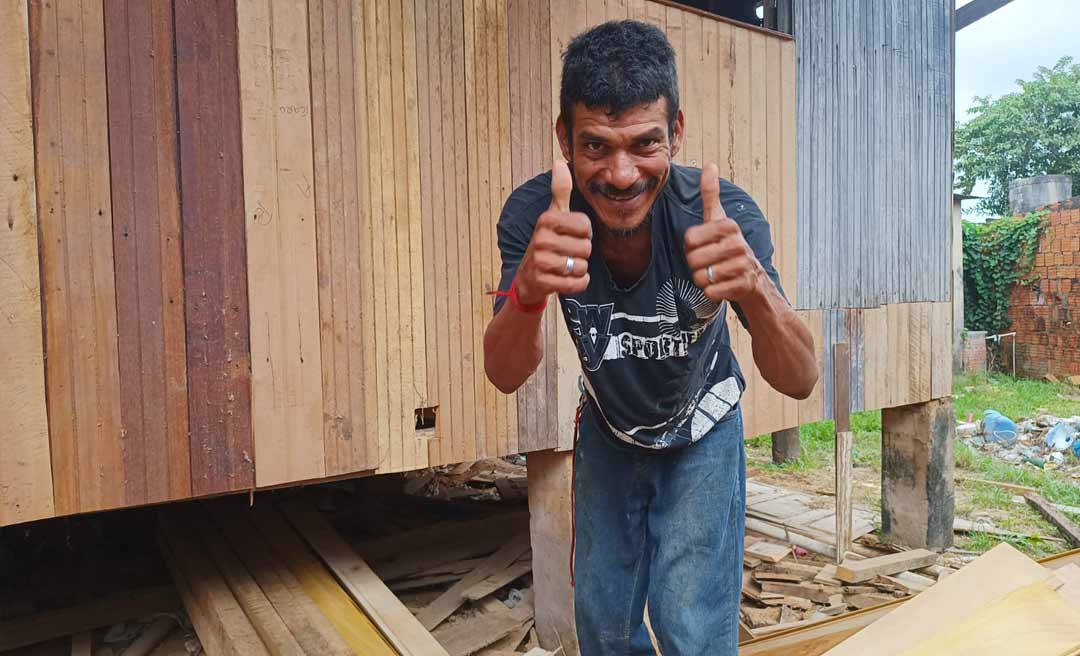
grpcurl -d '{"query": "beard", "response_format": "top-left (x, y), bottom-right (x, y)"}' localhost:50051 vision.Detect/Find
top-left (589, 176), bottom-right (659, 240)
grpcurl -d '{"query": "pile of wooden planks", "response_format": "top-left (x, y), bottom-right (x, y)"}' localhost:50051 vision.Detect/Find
top-left (740, 534), bottom-right (952, 637)
top-left (349, 504), bottom-right (543, 655)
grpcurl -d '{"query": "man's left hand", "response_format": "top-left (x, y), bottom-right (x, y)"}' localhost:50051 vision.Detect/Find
top-left (684, 162), bottom-right (766, 304)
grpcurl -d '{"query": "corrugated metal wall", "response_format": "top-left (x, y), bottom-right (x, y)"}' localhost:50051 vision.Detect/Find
top-left (793, 0), bottom-right (953, 309)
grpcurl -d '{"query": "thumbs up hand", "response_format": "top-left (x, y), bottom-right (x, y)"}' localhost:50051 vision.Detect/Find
top-left (684, 163), bottom-right (766, 304)
top-left (513, 160), bottom-right (594, 307)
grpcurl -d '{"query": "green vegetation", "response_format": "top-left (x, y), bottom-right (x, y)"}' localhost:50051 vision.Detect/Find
top-left (961, 210), bottom-right (1046, 333)
top-left (955, 56), bottom-right (1080, 217)
top-left (745, 373), bottom-right (1080, 557)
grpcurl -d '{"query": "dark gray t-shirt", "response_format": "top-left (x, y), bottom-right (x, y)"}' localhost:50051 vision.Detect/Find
top-left (494, 164), bottom-right (784, 450)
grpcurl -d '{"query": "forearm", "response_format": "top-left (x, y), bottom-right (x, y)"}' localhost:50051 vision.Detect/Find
top-left (483, 301), bottom-right (546, 393)
top-left (740, 277), bottom-right (818, 399)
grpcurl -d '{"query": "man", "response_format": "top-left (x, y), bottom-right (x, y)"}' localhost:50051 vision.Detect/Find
top-left (483, 20), bottom-right (817, 656)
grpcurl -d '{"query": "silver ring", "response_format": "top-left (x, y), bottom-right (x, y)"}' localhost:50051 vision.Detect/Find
top-left (564, 256), bottom-right (575, 276)
top-left (706, 265), bottom-right (715, 284)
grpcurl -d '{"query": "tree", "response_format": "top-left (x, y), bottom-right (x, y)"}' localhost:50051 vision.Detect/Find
top-left (955, 57), bottom-right (1080, 216)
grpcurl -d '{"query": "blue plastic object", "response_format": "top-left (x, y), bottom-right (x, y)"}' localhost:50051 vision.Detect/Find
top-left (983, 410), bottom-right (1018, 445)
top-left (1046, 421), bottom-right (1077, 452)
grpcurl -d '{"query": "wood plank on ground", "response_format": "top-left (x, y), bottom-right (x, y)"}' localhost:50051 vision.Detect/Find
top-left (836, 549), bottom-right (939, 584)
top-left (416, 532), bottom-right (531, 630)
top-left (281, 500), bottom-right (450, 656)
top-left (463, 556), bottom-right (533, 601)
top-left (0, 0), bottom-right (53, 526)
top-left (159, 519), bottom-right (270, 656)
top-left (746, 542), bottom-right (792, 564)
top-left (1026, 493), bottom-right (1080, 547)
top-left (0, 586), bottom-right (179, 652)
top-left (207, 504), bottom-right (352, 656)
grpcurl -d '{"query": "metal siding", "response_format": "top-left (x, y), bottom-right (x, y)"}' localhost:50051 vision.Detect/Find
top-left (793, 0), bottom-right (952, 309)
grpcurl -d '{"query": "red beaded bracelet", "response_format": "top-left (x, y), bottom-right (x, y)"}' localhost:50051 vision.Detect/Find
top-left (488, 279), bottom-right (547, 314)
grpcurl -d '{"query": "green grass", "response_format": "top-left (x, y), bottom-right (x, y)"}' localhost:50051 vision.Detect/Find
top-left (953, 372), bottom-right (1080, 423)
top-left (744, 372), bottom-right (1080, 557)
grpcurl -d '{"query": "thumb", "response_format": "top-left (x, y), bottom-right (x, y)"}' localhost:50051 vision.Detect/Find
top-left (700, 162), bottom-right (725, 222)
top-left (550, 159), bottom-right (572, 213)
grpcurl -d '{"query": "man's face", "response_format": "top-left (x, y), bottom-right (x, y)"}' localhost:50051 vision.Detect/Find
top-left (558, 100), bottom-right (683, 238)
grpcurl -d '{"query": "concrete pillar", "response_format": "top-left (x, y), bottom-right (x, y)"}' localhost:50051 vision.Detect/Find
top-left (771, 427), bottom-right (801, 464)
top-left (881, 398), bottom-right (955, 550)
top-left (527, 449), bottom-right (579, 654)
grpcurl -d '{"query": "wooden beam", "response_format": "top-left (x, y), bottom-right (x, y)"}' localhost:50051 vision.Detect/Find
top-left (280, 501), bottom-right (451, 656)
top-left (835, 549), bottom-right (940, 584)
top-left (833, 343), bottom-right (852, 564)
top-left (1025, 493), bottom-right (1080, 548)
top-left (955, 0), bottom-right (1014, 31)
top-left (0, 586), bottom-right (179, 652)
top-left (159, 520), bottom-right (271, 656)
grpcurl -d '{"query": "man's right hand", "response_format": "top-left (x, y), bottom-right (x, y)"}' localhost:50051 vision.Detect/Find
top-left (513, 160), bottom-right (593, 306)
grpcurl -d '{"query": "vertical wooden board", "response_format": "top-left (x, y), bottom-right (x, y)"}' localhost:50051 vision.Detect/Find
top-left (909, 303), bottom-right (932, 403)
top-left (846, 309), bottom-right (865, 413)
top-left (360, 0), bottom-right (395, 477)
top-left (373, 0), bottom-right (404, 472)
top-left (779, 38), bottom-right (797, 307)
top-left (104, 0), bottom-right (191, 504)
top-left (748, 31), bottom-right (767, 207)
top-left (931, 302), bottom-right (952, 399)
top-left (731, 26), bottom-right (751, 189)
top-left (682, 11), bottom-right (703, 168)
top-left (31, 0), bottom-right (124, 514)
top-left (460, 0), bottom-right (486, 463)
top-left (492, 0), bottom-right (513, 456)
top-left (411, 0), bottom-right (439, 463)
top-left (715, 20), bottom-right (735, 181)
top-left (425, 0), bottom-right (453, 465)
top-left (764, 35), bottom-right (782, 279)
top-left (664, 5), bottom-right (684, 164)
top-left (175, 0), bottom-right (254, 496)
top-left (403, 0), bottom-right (428, 469)
top-left (862, 306), bottom-right (888, 411)
top-left (0, 0), bottom-right (54, 526)
top-left (238, 0), bottom-right (325, 487)
top-left (452, 0), bottom-right (479, 463)
top-left (797, 310), bottom-right (825, 425)
top-left (700, 18), bottom-right (719, 170)
top-left (891, 303), bottom-right (911, 408)
top-left (468, 0), bottom-right (493, 460)
top-left (310, 0), bottom-right (378, 475)
top-left (348, 0), bottom-right (382, 473)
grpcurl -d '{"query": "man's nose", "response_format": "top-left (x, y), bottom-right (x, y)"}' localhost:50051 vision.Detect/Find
top-left (608, 151), bottom-right (638, 190)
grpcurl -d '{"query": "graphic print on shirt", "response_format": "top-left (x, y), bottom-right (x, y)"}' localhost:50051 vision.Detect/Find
top-left (565, 277), bottom-right (722, 372)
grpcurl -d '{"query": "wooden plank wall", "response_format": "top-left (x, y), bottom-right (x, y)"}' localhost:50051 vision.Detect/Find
top-left (0, 0), bottom-right (54, 525)
top-left (1, 0), bottom-right (958, 527)
top-left (792, 0), bottom-right (952, 309)
top-left (103, 0), bottom-right (191, 506)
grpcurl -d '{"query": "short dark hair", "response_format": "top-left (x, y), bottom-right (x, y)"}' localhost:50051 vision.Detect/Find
top-left (560, 20), bottom-right (679, 140)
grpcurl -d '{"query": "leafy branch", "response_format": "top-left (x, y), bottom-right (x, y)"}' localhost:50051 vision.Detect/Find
top-left (962, 210), bottom-right (1048, 333)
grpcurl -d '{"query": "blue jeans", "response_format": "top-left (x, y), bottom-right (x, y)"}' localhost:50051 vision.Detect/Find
top-left (572, 403), bottom-right (746, 656)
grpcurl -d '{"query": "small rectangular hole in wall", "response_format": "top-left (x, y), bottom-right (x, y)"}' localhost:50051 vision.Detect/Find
top-left (415, 406), bottom-right (438, 430)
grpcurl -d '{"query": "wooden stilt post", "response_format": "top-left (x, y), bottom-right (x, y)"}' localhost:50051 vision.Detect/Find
top-left (833, 343), bottom-right (853, 564)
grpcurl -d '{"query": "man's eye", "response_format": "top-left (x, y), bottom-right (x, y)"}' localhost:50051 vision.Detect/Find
top-left (585, 142), bottom-right (604, 152)
top-left (639, 139), bottom-right (659, 148)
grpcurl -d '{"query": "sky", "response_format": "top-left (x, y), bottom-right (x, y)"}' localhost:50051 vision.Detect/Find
top-left (955, 0), bottom-right (1080, 215)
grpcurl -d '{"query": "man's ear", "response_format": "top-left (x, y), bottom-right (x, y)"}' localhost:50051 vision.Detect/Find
top-left (670, 108), bottom-right (685, 160)
top-left (555, 113), bottom-right (572, 162)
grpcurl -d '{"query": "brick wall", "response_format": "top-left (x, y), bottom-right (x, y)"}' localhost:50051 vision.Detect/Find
top-left (1008, 197), bottom-right (1080, 378)
top-left (962, 331), bottom-right (987, 374)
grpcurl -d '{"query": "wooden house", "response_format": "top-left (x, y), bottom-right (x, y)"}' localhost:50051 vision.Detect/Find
top-left (3, 0), bottom-right (955, 596)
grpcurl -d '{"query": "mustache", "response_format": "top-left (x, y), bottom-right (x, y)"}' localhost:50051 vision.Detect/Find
top-left (588, 177), bottom-right (658, 200)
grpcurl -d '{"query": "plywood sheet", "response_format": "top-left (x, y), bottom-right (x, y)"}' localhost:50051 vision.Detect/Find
top-left (30, 0), bottom-right (124, 514)
top-left (103, 0), bottom-right (191, 505)
top-left (0, 0), bottom-right (53, 525)
top-left (174, 0), bottom-right (254, 495)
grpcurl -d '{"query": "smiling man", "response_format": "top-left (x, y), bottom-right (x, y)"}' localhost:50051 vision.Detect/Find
top-left (483, 20), bottom-right (817, 656)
